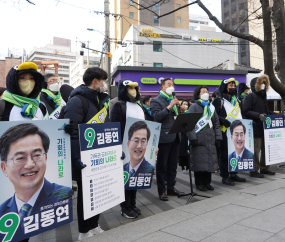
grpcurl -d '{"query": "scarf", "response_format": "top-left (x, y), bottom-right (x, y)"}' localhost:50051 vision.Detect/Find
top-left (231, 95), bottom-right (237, 106)
top-left (41, 89), bottom-right (62, 108)
top-left (2, 90), bottom-right (40, 119)
top-left (143, 104), bottom-right (151, 116)
top-left (241, 93), bottom-right (247, 98)
top-left (199, 99), bottom-right (212, 118)
top-left (159, 90), bottom-right (178, 116)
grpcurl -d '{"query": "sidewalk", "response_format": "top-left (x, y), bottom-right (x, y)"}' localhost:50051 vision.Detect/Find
top-left (30, 166), bottom-right (285, 242)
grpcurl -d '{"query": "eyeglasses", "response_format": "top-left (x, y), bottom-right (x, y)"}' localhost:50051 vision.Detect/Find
top-left (131, 139), bottom-right (147, 147)
top-left (7, 151), bottom-right (46, 166)
top-left (233, 133), bottom-right (244, 138)
top-left (47, 79), bottom-right (58, 84)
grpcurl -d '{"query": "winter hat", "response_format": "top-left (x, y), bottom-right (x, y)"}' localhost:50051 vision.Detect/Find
top-left (238, 83), bottom-right (250, 96)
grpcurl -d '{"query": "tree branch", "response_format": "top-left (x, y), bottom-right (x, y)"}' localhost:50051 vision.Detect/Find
top-left (157, 1), bottom-right (197, 18)
top-left (197, 0), bottom-right (264, 48)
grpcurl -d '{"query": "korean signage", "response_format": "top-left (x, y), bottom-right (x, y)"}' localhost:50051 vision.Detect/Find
top-left (264, 115), bottom-right (285, 165)
top-left (0, 120), bottom-right (72, 242)
top-left (122, 118), bottom-right (161, 190)
top-left (79, 122), bottom-right (124, 220)
top-left (227, 119), bottom-right (255, 172)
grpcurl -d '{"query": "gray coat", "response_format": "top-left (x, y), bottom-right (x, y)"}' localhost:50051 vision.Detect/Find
top-left (150, 95), bottom-right (180, 143)
top-left (187, 102), bottom-right (222, 172)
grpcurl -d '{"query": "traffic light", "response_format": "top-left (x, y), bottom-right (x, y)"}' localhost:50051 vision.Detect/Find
top-left (107, 52), bottom-right (111, 57)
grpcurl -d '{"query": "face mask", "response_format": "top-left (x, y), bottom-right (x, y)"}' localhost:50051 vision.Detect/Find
top-left (261, 84), bottom-right (265, 90)
top-left (18, 80), bottom-right (35, 96)
top-left (248, 89), bottom-right (252, 94)
top-left (228, 88), bottom-right (237, 96)
top-left (184, 105), bottom-right (188, 109)
top-left (201, 93), bottom-right (209, 101)
top-left (165, 87), bottom-right (175, 96)
top-left (49, 83), bottom-right (59, 92)
top-left (96, 80), bottom-right (106, 93)
top-left (128, 89), bottom-right (137, 98)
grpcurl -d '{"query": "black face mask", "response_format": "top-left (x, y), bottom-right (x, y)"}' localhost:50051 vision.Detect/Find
top-left (228, 88), bottom-right (237, 96)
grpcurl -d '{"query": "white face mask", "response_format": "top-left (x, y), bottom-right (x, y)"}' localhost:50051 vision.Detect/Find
top-left (248, 89), bottom-right (252, 94)
top-left (261, 84), bottom-right (265, 90)
top-left (184, 105), bottom-right (188, 109)
top-left (49, 83), bottom-right (59, 92)
top-left (165, 87), bottom-right (175, 96)
top-left (97, 80), bottom-right (106, 93)
top-left (201, 93), bottom-right (209, 101)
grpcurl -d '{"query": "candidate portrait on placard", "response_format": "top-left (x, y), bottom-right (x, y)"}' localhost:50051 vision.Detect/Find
top-left (0, 123), bottom-right (72, 229)
top-left (229, 120), bottom-right (254, 161)
top-left (124, 121), bottom-right (154, 182)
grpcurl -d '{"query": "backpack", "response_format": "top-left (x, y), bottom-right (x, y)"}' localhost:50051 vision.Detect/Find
top-left (58, 95), bottom-right (89, 121)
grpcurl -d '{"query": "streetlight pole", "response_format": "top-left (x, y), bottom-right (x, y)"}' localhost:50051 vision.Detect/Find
top-left (104, 0), bottom-right (111, 89)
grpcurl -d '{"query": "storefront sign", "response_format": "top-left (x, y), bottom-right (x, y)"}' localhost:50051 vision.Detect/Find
top-left (141, 78), bottom-right (157, 84)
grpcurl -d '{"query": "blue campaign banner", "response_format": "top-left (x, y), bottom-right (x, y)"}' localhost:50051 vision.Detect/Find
top-left (0, 120), bottom-right (72, 242)
top-left (79, 122), bottom-right (122, 152)
top-left (227, 118), bottom-right (255, 173)
top-left (263, 114), bottom-right (284, 130)
top-left (122, 117), bottom-right (161, 190)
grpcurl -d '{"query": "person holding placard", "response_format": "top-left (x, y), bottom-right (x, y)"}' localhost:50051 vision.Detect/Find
top-left (212, 78), bottom-right (246, 186)
top-left (187, 86), bottom-right (222, 191)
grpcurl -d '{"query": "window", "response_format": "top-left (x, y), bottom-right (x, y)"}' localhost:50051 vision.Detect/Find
top-left (177, 4), bottom-right (181, 9)
top-left (153, 41), bottom-right (162, 52)
top-left (190, 26), bottom-right (197, 30)
top-left (153, 63), bottom-right (163, 67)
top-left (153, 3), bottom-right (159, 11)
top-left (129, 12), bottom-right (134, 19)
top-left (129, 0), bottom-right (133, 5)
top-left (154, 16), bottom-right (159, 24)
top-left (177, 17), bottom-right (181, 23)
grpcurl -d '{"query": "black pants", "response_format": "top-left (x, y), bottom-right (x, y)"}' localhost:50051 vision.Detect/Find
top-left (77, 179), bottom-right (100, 233)
top-left (219, 132), bottom-right (237, 178)
top-left (120, 189), bottom-right (137, 208)
top-left (194, 172), bottom-right (211, 186)
top-left (156, 136), bottom-right (179, 194)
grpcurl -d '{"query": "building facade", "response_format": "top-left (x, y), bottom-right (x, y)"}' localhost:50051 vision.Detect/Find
top-left (27, 37), bottom-right (76, 84)
top-left (70, 56), bottom-right (100, 88)
top-left (189, 14), bottom-right (215, 31)
top-left (111, 24), bottom-right (238, 71)
top-left (0, 57), bottom-right (22, 87)
top-left (221, 0), bottom-right (264, 70)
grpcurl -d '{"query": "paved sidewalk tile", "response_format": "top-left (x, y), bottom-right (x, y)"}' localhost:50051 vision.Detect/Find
top-left (136, 231), bottom-right (192, 242)
top-left (161, 204), bottom-right (260, 241)
top-left (265, 229), bottom-right (285, 242)
top-left (200, 224), bottom-right (274, 242)
top-left (232, 188), bottom-right (285, 211)
top-left (239, 203), bottom-right (285, 234)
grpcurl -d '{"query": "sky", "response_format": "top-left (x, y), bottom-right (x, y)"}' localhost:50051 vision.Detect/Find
top-left (0, 0), bottom-right (221, 59)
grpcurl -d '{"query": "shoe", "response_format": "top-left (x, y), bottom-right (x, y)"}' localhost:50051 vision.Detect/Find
top-left (121, 207), bottom-right (138, 219)
top-left (230, 174), bottom-right (246, 182)
top-left (196, 185), bottom-right (207, 191)
top-left (249, 172), bottom-right (264, 178)
top-left (260, 170), bottom-right (276, 175)
top-left (159, 193), bottom-right (169, 201)
top-left (78, 230), bottom-right (94, 241)
top-left (92, 224), bottom-right (104, 235)
top-left (167, 187), bottom-right (185, 196)
top-left (205, 184), bottom-right (214, 190)
top-left (131, 206), bottom-right (141, 215)
top-left (222, 177), bottom-right (235, 186)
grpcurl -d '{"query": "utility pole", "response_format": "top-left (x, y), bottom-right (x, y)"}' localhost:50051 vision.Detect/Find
top-left (87, 40), bottom-right (90, 68)
top-left (104, 0), bottom-right (111, 89)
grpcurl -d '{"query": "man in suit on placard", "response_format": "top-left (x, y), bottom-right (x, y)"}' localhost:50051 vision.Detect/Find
top-left (124, 121), bottom-right (154, 189)
top-left (0, 123), bottom-right (72, 242)
top-left (229, 120), bottom-right (254, 163)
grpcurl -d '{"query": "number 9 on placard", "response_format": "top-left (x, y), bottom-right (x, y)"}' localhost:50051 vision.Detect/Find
top-left (84, 128), bottom-right (96, 148)
top-left (0, 213), bottom-right (20, 242)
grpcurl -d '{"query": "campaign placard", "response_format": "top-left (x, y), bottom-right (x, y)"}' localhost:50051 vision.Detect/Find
top-left (122, 117), bottom-right (161, 190)
top-left (264, 114), bottom-right (285, 165)
top-left (0, 120), bottom-right (72, 242)
top-left (227, 118), bottom-right (255, 172)
top-left (79, 123), bottom-right (124, 220)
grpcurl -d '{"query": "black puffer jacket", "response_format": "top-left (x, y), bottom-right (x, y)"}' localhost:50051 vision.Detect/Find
top-left (110, 80), bottom-right (144, 140)
top-left (187, 101), bottom-right (222, 172)
top-left (63, 84), bottom-right (110, 180)
top-left (1, 65), bottom-right (46, 121)
top-left (244, 75), bottom-right (275, 138)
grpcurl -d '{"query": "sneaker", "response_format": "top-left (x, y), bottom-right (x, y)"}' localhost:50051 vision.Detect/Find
top-left (260, 170), bottom-right (276, 175)
top-left (121, 207), bottom-right (138, 219)
top-left (78, 230), bottom-right (94, 241)
top-left (131, 206), bottom-right (141, 215)
top-left (92, 224), bottom-right (104, 234)
top-left (249, 172), bottom-right (264, 178)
